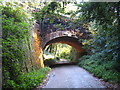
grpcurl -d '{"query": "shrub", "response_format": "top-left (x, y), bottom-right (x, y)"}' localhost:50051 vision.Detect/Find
top-left (3, 67), bottom-right (51, 89)
top-left (4, 80), bottom-right (19, 88)
top-left (78, 53), bottom-right (120, 84)
top-left (2, 5), bottom-right (34, 89)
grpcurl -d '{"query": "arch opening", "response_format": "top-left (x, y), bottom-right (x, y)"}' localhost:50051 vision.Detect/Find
top-left (43, 36), bottom-right (86, 66)
top-left (44, 43), bottom-right (77, 61)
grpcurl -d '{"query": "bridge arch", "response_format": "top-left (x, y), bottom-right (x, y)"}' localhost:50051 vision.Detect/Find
top-left (44, 36), bottom-right (86, 60)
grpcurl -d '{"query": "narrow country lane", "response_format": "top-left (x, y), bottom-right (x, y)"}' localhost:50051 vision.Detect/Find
top-left (43, 65), bottom-right (106, 88)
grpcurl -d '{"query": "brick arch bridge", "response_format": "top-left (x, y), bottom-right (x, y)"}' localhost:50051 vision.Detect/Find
top-left (32, 19), bottom-right (91, 67)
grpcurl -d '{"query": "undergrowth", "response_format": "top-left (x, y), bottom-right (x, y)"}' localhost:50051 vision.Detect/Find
top-left (3, 67), bottom-right (51, 89)
top-left (78, 53), bottom-right (120, 84)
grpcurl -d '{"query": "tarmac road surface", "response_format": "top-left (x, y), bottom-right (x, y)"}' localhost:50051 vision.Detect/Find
top-left (43, 65), bottom-right (106, 88)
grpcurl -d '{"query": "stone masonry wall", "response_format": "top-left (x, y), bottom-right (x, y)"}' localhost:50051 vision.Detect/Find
top-left (32, 22), bottom-right (44, 68)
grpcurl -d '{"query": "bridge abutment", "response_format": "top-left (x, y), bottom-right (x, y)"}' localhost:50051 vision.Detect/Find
top-left (32, 22), bottom-right (44, 68)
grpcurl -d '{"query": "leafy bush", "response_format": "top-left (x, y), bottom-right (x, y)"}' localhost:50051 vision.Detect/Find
top-left (2, 4), bottom-right (34, 88)
top-left (3, 67), bottom-right (51, 89)
top-left (77, 2), bottom-right (120, 73)
top-left (4, 80), bottom-right (19, 89)
top-left (78, 53), bottom-right (120, 83)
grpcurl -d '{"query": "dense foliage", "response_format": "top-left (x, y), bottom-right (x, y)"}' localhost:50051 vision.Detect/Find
top-left (79, 54), bottom-right (120, 83)
top-left (2, 2), bottom-right (51, 89)
top-left (77, 2), bottom-right (120, 61)
top-left (77, 2), bottom-right (120, 83)
top-left (2, 5), bottom-right (30, 87)
top-left (4, 67), bottom-right (50, 89)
